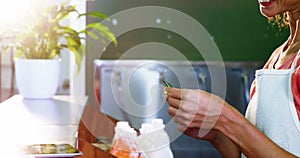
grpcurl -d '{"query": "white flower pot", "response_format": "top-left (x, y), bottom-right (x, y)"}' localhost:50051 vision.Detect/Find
top-left (14, 58), bottom-right (61, 99)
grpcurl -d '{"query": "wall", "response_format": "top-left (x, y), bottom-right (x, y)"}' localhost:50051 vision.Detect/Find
top-left (86, 0), bottom-right (289, 62)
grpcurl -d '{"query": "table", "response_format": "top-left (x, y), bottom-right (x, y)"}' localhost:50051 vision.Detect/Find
top-left (0, 95), bottom-right (87, 157)
top-left (77, 97), bottom-right (117, 158)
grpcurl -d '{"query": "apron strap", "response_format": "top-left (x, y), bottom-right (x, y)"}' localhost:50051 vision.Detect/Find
top-left (290, 50), bottom-right (300, 70)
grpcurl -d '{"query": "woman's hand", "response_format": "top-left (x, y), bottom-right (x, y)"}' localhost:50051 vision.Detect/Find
top-left (165, 87), bottom-right (242, 157)
top-left (182, 127), bottom-right (219, 141)
top-left (165, 87), bottom-right (227, 140)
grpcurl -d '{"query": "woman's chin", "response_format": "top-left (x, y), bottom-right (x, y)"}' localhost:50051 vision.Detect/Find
top-left (260, 8), bottom-right (278, 18)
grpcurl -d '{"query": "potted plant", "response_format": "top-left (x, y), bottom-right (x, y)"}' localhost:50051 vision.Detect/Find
top-left (5, 3), bottom-right (116, 99)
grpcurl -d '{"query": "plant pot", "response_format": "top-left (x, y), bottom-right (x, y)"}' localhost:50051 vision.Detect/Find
top-left (14, 58), bottom-right (61, 99)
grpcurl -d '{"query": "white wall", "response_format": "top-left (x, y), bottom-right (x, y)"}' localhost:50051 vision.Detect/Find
top-left (69, 0), bottom-right (86, 97)
top-left (0, 0), bottom-right (87, 95)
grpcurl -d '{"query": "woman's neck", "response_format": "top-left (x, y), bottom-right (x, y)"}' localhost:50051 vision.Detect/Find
top-left (274, 17), bottom-right (300, 69)
top-left (279, 12), bottom-right (300, 60)
top-left (287, 12), bottom-right (300, 47)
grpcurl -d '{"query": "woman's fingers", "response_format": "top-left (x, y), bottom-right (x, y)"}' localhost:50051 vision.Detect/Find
top-left (165, 87), bottom-right (205, 102)
top-left (175, 115), bottom-right (215, 131)
top-left (165, 87), bottom-right (183, 99)
top-left (168, 105), bottom-right (177, 116)
top-left (166, 94), bottom-right (181, 109)
top-left (167, 95), bottom-right (198, 114)
top-left (168, 102), bottom-right (199, 126)
top-left (183, 127), bottom-right (200, 136)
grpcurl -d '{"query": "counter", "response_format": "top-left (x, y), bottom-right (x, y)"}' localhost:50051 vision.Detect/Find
top-left (0, 95), bottom-right (87, 157)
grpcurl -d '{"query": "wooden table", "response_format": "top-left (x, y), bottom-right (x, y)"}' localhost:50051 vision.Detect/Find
top-left (77, 97), bottom-right (117, 158)
top-left (0, 95), bottom-right (87, 157)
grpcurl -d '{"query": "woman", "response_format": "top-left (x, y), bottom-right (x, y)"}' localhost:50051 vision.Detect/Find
top-left (166, 0), bottom-right (300, 157)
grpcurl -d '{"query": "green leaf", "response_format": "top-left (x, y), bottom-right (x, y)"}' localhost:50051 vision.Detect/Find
top-left (79, 11), bottom-right (107, 20)
top-left (84, 30), bottom-right (100, 40)
top-left (85, 23), bottom-right (117, 44)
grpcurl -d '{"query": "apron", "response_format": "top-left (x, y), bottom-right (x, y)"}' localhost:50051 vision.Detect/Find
top-left (244, 51), bottom-right (300, 157)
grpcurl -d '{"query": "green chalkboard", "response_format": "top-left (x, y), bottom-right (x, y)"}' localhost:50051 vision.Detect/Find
top-left (87, 0), bottom-right (289, 62)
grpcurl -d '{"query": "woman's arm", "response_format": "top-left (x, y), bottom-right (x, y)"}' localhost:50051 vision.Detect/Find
top-left (166, 87), bottom-right (298, 158)
top-left (210, 131), bottom-right (241, 158)
top-left (218, 102), bottom-right (296, 158)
